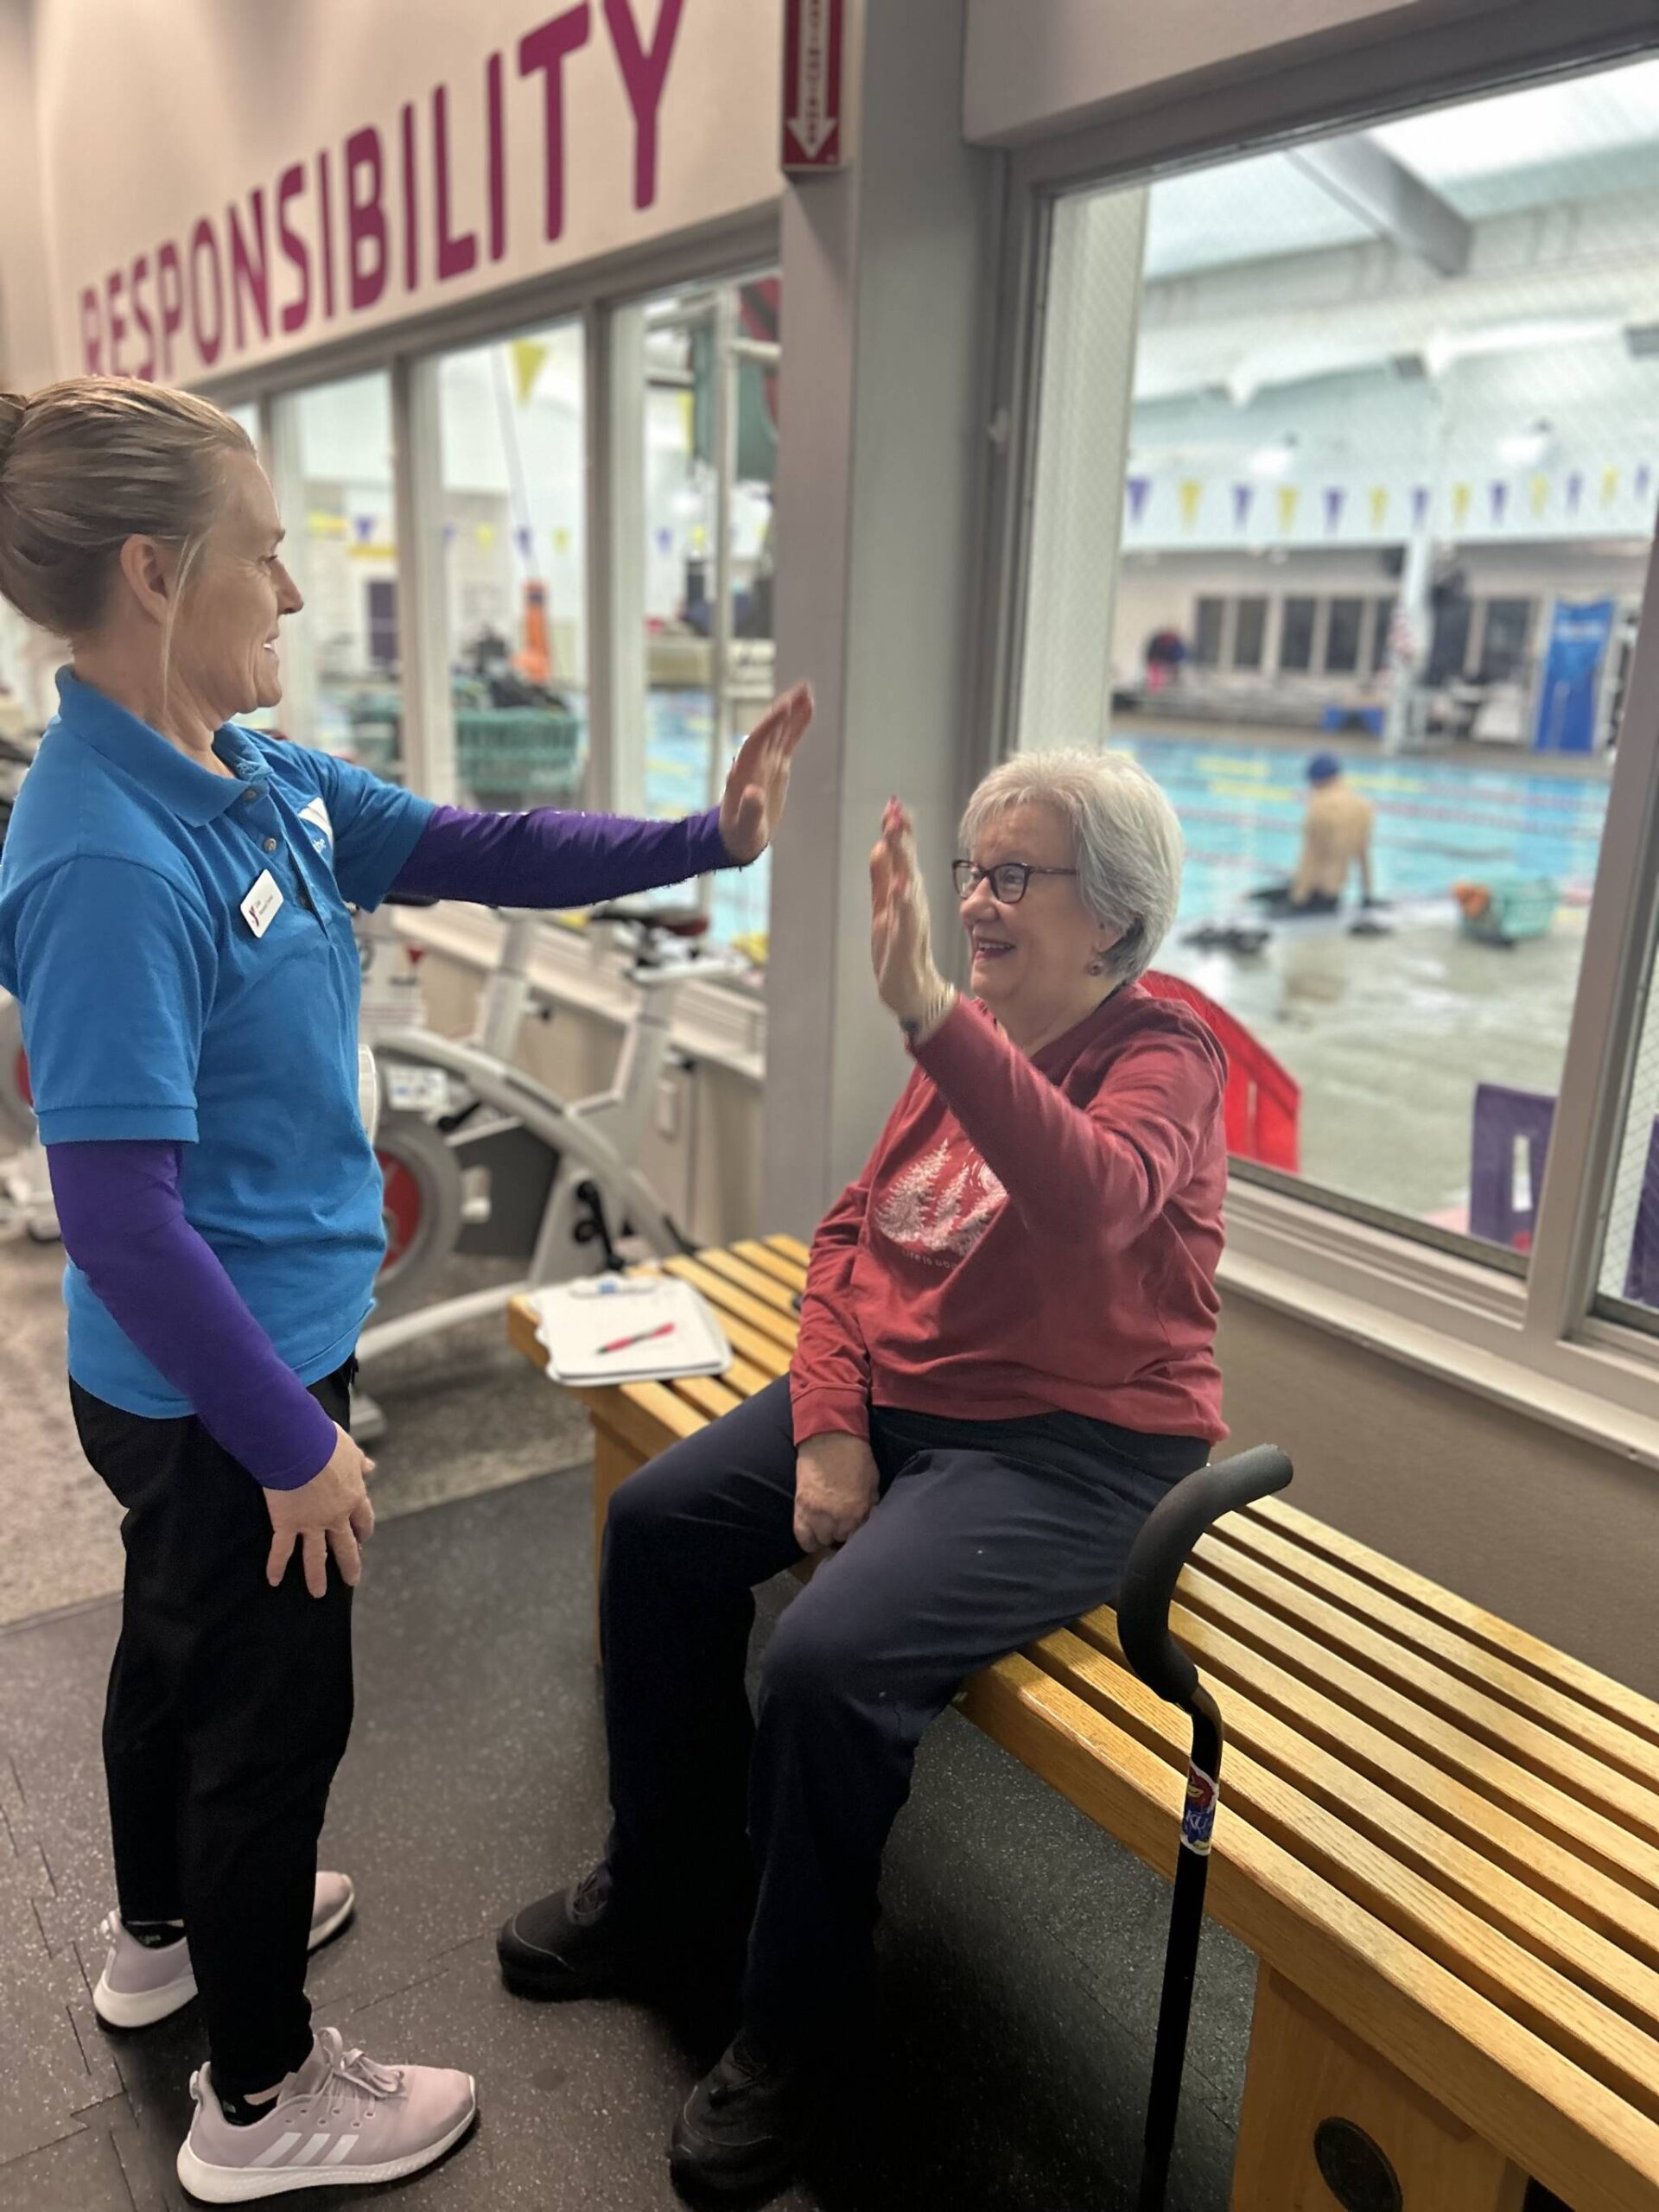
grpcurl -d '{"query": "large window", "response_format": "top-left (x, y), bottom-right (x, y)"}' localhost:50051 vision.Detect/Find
top-left (1234, 595), bottom-right (1268, 671)
top-left (611, 271), bottom-right (779, 954)
top-left (244, 263), bottom-right (783, 976)
top-left (1480, 597), bottom-right (1535, 683)
top-left (1325, 596), bottom-right (1365, 675)
top-left (1014, 56), bottom-right (1659, 1268)
top-left (1279, 597), bottom-right (1317, 672)
top-left (281, 373), bottom-right (401, 776)
top-left (435, 324), bottom-right (588, 814)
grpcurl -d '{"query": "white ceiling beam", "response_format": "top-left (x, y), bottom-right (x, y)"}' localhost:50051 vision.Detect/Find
top-left (1288, 136), bottom-right (1472, 277)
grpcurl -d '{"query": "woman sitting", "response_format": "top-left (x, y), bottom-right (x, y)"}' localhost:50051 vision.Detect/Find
top-left (499, 751), bottom-right (1228, 2199)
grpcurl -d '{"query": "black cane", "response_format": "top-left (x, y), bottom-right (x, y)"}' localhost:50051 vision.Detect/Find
top-left (1116, 1445), bottom-right (1294, 2212)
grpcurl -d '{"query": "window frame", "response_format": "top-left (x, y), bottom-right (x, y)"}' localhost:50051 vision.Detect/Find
top-left (1193, 594), bottom-right (1227, 669)
top-left (1233, 594), bottom-right (1269, 671)
top-left (966, 3), bottom-right (1659, 1425)
top-left (1278, 594), bottom-right (1319, 673)
top-left (1478, 595), bottom-right (1537, 683)
top-left (201, 213), bottom-right (780, 816)
top-left (1323, 594), bottom-right (1366, 677)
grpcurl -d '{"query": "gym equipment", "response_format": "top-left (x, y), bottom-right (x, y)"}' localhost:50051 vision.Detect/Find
top-left (0, 993), bottom-right (58, 1243)
top-left (353, 898), bottom-right (746, 1409)
top-left (1116, 1443), bottom-right (1295, 2211)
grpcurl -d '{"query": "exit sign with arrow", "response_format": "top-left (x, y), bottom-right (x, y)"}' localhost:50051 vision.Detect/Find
top-left (782, 0), bottom-right (844, 172)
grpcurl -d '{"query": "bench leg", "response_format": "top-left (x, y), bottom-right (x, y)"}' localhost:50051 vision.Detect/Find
top-left (591, 1427), bottom-right (645, 1664)
top-left (1230, 1969), bottom-right (1528, 2212)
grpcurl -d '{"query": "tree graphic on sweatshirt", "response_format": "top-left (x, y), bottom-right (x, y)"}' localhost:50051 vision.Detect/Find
top-left (873, 1141), bottom-right (1007, 1265)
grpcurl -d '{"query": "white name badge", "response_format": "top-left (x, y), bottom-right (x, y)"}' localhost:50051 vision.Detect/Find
top-left (240, 869), bottom-right (284, 938)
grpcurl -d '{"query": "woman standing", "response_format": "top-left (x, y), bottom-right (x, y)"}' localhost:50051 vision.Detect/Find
top-left (0, 377), bottom-right (810, 2203)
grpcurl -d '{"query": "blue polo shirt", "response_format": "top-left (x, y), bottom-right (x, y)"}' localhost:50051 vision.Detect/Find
top-left (0, 671), bottom-right (435, 1416)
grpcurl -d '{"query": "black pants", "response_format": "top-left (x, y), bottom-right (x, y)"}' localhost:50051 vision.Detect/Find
top-left (1249, 881), bottom-right (1340, 916)
top-left (600, 1376), bottom-right (1205, 2046)
top-left (70, 1363), bottom-right (355, 2097)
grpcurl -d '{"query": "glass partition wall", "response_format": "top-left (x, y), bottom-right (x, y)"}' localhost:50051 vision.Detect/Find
top-left (1009, 56), bottom-right (1659, 1283)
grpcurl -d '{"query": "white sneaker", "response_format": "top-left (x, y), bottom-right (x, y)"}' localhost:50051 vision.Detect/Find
top-left (175, 2027), bottom-right (477, 2202)
top-left (92, 1872), bottom-right (356, 2030)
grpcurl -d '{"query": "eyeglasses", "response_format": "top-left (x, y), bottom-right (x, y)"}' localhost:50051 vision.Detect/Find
top-left (952, 860), bottom-right (1079, 905)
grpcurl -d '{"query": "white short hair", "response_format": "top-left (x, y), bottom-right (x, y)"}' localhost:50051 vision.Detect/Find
top-left (958, 750), bottom-right (1184, 985)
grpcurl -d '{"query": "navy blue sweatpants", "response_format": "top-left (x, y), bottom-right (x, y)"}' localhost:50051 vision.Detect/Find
top-left (599, 1376), bottom-right (1205, 2045)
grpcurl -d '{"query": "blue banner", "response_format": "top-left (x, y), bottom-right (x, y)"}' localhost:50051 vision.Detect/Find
top-left (1535, 597), bottom-right (1616, 753)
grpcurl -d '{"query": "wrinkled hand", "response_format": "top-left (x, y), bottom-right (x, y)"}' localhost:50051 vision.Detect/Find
top-left (264, 1423), bottom-right (377, 1599)
top-left (870, 799), bottom-right (945, 1026)
top-left (719, 682), bottom-right (815, 864)
top-left (793, 1432), bottom-right (880, 1555)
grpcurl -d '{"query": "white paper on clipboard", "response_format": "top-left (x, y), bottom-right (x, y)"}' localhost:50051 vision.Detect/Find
top-left (527, 1273), bottom-right (732, 1387)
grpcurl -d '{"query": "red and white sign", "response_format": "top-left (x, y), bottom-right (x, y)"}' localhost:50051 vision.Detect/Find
top-left (781, 0), bottom-right (844, 171)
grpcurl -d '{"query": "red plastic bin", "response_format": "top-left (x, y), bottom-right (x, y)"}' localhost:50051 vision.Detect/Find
top-left (1141, 970), bottom-right (1301, 1173)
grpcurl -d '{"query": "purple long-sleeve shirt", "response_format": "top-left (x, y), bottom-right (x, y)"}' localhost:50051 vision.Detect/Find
top-left (395, 802), bottom-right (731, 906)
top-left (49, 803), bottom-right (741, 1485)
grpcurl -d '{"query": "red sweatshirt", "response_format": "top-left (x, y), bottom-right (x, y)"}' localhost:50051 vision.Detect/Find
top-left (790, 987), bottom-right (1229, 1446)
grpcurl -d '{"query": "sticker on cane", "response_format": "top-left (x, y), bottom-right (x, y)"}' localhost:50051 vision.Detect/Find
top-left (240, 869), bottom-right (284, 939)
top-left (1181, 1762), bottom-right (1218, 1855)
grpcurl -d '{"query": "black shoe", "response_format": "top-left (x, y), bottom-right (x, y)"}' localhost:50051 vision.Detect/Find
top-left (498, 1865), bottom-right (648, 2000)
top-left (668, 2030), bottom-right (825, 2202)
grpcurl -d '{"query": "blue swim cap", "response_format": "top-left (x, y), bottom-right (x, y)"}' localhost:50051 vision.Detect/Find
top-left (1306, 752), bottom-right (1343, 785)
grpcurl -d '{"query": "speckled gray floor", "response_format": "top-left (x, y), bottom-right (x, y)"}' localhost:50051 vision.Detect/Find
top-left (0, 1464), bottom-right (1262, 2212)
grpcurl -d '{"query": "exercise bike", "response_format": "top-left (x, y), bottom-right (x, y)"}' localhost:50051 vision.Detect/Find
top-left (0, 728), bottom-right (57, 1245)
top-left (353, 897), bottom-right (745, 1433)
top-left (0, 992), bottom-right (58, 1244)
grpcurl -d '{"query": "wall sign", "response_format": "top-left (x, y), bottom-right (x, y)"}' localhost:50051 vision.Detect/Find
top-left (781, 0), bottom-right (844, 171)
top-left (41, 0), bottom-right (784, 383)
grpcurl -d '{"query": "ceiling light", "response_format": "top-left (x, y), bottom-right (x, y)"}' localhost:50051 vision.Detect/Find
top-left (1427, 320), bottom-right (1620, 376)
top-left (1246, 436), bottom-right (1298, 480)
top-left (1496, 420), bottom-right (1554, 469)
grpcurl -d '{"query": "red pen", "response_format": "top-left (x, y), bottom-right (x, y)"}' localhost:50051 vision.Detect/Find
top-left (597, 1322), bottom-right (677, 1357)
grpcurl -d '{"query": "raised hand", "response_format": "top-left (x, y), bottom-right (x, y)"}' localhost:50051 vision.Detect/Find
top-left (719, 681), bottom-right (815, 864)
top-left (870, 798), bottom-right (946, 1027)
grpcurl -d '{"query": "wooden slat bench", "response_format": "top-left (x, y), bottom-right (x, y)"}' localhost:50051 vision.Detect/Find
top-left (508, 1239), bottom-right (1659, 2211)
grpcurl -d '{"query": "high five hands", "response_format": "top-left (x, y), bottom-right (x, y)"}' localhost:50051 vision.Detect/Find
top-left (719, 682), bottom-right (815, 865)
top-left (870, 798), bottom-right (950, 1032)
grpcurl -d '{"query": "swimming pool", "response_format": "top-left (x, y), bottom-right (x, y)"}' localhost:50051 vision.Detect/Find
top-left (1113, 730), bottom-right (1611, 926)
top-left (648, 710), bottom-right (1614, 970)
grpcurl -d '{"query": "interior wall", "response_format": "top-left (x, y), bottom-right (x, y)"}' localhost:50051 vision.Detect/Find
top-left (1109, 541), bottom-right (1649, 683)
top-left (0, 0), bottom-right (55, 393)
top-left (0, 0), bottom-right (60, 721)
top-left (30, 0), bottom-right (784, 384)
top-left (1218, 1291), bottom-right (1659, 1694)
top-left (764, 0), bottom-right (994, 1230)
